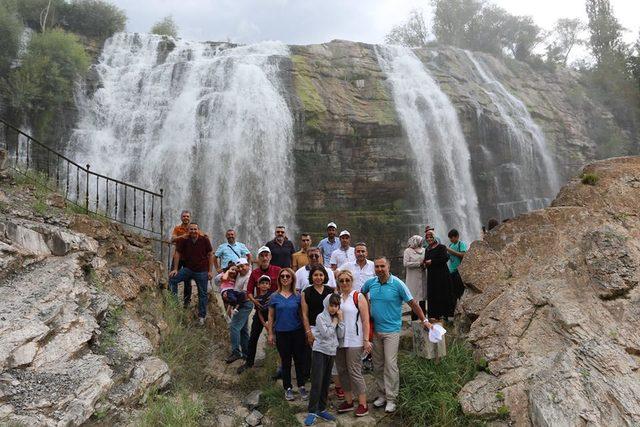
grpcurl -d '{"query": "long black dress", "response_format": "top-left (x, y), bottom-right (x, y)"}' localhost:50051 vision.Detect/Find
top-left (425, 243), bottom-right (452, 320)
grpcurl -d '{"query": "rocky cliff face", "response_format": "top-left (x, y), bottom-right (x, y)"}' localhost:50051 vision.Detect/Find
top-left (0, 174), bottom-right (170, 425)
top-left (289, 40), bottom-right (628, 251)
top-left (456, 156), bottom-right (640, 425)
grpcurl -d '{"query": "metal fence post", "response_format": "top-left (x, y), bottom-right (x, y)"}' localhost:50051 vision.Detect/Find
top-left (160, 188), bottom-right (165, 263)
top-left (85, 164), bottom-right (90, 213)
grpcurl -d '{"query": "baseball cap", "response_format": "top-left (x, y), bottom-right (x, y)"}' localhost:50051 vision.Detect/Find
top-left (327, 222), bottom-right (337, 229)
top-left (258, 274), bottom-right (271, 283)
top-left (339, 230), bottom-right (350, 237)
top-left (257, 246), bottom-right (271, 255)
top-left (235, 258), bottom-right (249, 266)
top-left (425, 225), bottom-right (435, 232)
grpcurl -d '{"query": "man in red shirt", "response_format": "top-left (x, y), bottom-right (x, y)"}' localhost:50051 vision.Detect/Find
top-left (169, 223), bottom-right (214, 325)
top-left (246, 246), bottom-right (281, 310)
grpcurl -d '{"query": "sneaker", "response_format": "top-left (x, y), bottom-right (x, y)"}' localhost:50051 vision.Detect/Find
top-left (198, 317), bottom-right (205, 326)
top-left (335, 386), bottom-right (345, 399)
top-left (225, 352), bottom-right (242, 364)
top-left (236, 363), bottom-right (251, 374)
top-left (337, 401), bottom-right (354, 413)
top-left (299, 386), bottom-right (309, 400)
top-left (373, 396), bottom-right (386, 408)
top-left (385, 401), bottom-right (397, 413)
top-left (355, 404), bottom-right (369, 417)
top-left (285, 388), bottom-right (294, 401)
top-left (317, 410), bottom-right (336, 421)
top-left (303, 413), bottom-right (317, 426)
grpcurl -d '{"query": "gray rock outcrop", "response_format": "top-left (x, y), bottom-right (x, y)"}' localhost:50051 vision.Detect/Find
top-left (457, 156), bottom-right (640, 425)
top-left (0, 177), bottom-right (169, 426)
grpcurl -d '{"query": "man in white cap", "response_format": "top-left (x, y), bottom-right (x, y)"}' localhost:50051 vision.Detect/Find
top-left (330, 230), bottom-right (356, 271)
top-left (246, 246), bottom-right (281, 309)
top-left (318, 222), bottom-right (340, 268)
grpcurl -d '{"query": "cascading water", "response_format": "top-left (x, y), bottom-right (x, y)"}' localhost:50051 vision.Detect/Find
top-left (376, 45), bottom-right (481, 240)
top-left (69, 33), bottom-right (296, 247)
top-left (464, 50), bottom-right (560, 219)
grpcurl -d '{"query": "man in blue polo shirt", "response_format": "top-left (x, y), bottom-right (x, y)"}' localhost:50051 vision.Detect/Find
top-left (318, 222), bottom-right (340, 268)
top-left (361, 257), bottom-right (432, 414)
top-left (213, 229), bottom-right (251, 273)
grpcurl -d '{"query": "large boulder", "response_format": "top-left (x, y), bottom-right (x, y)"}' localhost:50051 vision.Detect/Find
top-left (457, 157), bottom-right (640, 426)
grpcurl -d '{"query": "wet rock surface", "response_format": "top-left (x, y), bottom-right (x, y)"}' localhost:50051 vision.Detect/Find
top-left (457, 157), bottom-right (640, 426)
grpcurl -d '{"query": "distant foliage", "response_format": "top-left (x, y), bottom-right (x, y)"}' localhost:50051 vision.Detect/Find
top-left (586, 0), bottom-right (625, 67)
top-left (385, 9), bottom-right (429, 47)
top-left (545, 18), bottom-right (585, 66)
top-left (150, 15), bottom-right (178, 38)
top-left (0, 0), bottom-right (23, 74)
top-left (63, 0), bottom-right (126, 40)
top-left (5, 29), bottom-right (90, 138)
top-left (15, 0), bottom-right (125, 40)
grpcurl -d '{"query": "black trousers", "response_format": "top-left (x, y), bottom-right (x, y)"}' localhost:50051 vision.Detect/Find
top-left (245, 311), bottom-right (265, 366)
top-left (410, 300), bottom-right (427, 321)
top-left (303, 342), bottom-right (312, 381)
top-left (275, 328), bottom-right (307, 390)
top-left (308, 351), bottom-right (334, 414)
top-left (449, 271), bottom-right (465, 316)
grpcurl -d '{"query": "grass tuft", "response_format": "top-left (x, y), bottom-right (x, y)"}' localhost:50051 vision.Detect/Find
top-left (398, 339), bottom-right (479, 426)
top-left (581, 173), bottom-right (599, 185)
top-left (139, 390), bottom-right (205, 427)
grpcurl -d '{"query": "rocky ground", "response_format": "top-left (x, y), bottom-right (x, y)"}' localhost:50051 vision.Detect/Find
top-left (0, 171), bottom-right (171, 426)
top-left (457, 156), bottom-right (640, 425)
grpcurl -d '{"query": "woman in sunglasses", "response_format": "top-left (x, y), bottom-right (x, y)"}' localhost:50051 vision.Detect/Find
top-left (268, 268), bottom-right (308, 401)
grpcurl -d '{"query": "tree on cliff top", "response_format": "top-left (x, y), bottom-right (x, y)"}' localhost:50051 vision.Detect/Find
top-left (545, 18), bottom-right (585, 66)
top-left (385, 9), bottom-right (429, 47)
top-left (585, 0), bottom-right (625, 67)
top-left (64, 0), bottom-right (127, 40)
top-left (151, 16), bottom-right (178, 38)
top-left (0, 0), bottom-right (23, 75)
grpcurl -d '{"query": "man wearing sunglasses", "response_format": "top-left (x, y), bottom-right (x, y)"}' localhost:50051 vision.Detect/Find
top-left (292, 233), bottom-right (312, 271)
top-left (295, 247), bottom-right (337, 291)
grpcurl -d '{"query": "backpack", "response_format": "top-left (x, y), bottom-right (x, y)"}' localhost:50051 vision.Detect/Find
top-left (352, 291), bottom-right (374, 340)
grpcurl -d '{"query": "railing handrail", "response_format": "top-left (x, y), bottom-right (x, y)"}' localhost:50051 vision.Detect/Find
top-left (0, 118), bottom-right (163, 197)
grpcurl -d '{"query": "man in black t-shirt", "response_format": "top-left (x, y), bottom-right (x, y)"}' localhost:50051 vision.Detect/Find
top-left (265, 225), bottom-right (296, 268)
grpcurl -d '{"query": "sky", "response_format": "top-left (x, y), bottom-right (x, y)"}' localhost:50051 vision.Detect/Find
top-left (110, 0), bottom-right (639, 49)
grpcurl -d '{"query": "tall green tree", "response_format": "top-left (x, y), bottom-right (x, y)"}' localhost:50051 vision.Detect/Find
top-left (0, 0), bottom-right (23, 75)
top-left (431, 0), bottom-right (483, 48)
top-left (545, 18), bottom-right (585, 66)
top-left (585, 0), bottom-right (625, 66)
top-left (63, 0), bottom-right (126, 40)
top-left (5, 29), bottom-right (90, 138)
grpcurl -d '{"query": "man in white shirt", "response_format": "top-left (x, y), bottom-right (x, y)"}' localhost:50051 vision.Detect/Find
top-left (337, 242), bottom-right (375, 291)
top-left (330, 230), bottom-right (356, 270)
top-left (295, 247), bottom-right (337, 290)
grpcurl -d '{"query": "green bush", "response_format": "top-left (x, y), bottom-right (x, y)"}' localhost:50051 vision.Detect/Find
top-left (398, 339), bottom-right (479, 426)
top-left (150, 15), bottom-right (178, 38)
top-left (63, 0), bottom-right (126, 40)
top-left (0, 0), bottom-right (23, 74)
top-left (6, 28), bottom-right (89, 139)
top-left (16, 0), bottom-right (66, 31)
top-left (581, 173), bottom-right (599, 185)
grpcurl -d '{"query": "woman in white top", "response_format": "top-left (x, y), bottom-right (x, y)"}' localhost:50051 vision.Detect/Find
top-left (404, 235), bottom-right (427, 321)
top-left (334, 270), bottom-right (372, 417)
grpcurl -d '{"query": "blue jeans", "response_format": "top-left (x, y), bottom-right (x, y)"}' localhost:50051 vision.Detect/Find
top-left (169, 268), bottom-right (209, 318)
top-left (229, 300), bottom-right (252, 356)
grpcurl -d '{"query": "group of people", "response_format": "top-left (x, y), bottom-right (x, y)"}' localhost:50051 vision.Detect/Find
top-left (167, 214), bottom-right (469, 425)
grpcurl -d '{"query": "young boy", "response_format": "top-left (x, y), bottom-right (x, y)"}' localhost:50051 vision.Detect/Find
top-left (236, 275), bottom-right (273, 374)
top-left (305, 293), bottom-right (344, 426)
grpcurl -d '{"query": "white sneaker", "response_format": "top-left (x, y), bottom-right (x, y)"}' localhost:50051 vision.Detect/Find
top-left (198, 317), bottom-right (205, 326)
top-left (373, 396), bottom-right (386, 408)
top-left (385, 402), bottom-right (396, 413)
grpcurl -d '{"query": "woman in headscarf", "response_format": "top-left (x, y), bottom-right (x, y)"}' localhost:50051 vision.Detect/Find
top-left (403, 235), bottom-right (427, 321)
top-left (423, 230), bottom-right (452, 321)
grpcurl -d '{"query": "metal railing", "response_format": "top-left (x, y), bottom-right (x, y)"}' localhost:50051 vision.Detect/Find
top-left (0, 118), bottom-right (165, 252)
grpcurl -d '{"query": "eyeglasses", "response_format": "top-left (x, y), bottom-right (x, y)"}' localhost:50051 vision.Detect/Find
top-left (338, 279), bottom-right (351, 283)
top-left (301, 239), bottom-right (311, 242)
top-left (280, 274), bottom-right (292, 279)
top-left (308, 254), bottom-right (320, 258)
top-left (276, 231), bottom-right (285, 234)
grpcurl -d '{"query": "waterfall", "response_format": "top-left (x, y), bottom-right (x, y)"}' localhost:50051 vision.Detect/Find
top-left (376, 45), bottom-right (481, 240)
top-left (464, 51), bottom-right (560, 219)
top-left (69, 33), bottom-right (296, 247)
